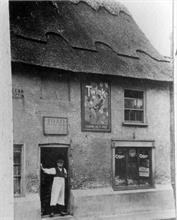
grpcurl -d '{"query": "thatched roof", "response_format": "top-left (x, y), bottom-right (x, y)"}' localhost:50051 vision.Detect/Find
top-left (10, 1), bottom-right (172, 82)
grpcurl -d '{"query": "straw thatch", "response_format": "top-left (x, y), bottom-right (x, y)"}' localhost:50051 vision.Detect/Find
top-left (10, 1), bottom-right (172, 82)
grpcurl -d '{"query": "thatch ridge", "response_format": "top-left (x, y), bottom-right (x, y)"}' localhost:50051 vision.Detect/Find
top-left (52, 0), bottom-right (131, 17)
top-left (10, 1), bottom-right (172, 82)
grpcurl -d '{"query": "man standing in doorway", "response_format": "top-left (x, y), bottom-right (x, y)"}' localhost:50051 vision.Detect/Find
top-left (41, 159), bottom-right (67, 217)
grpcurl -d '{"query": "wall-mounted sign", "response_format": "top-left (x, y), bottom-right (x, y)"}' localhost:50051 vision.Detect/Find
top-left (12, 88), bottom-right (24, 99)
top-left (81, 81), bottom-right (111, 132)
top-left (43, 117), bottom-right (68, 135)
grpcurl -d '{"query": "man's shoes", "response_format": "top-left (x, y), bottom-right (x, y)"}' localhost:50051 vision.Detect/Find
top-left (60, 211), bottom-right (66, 216)
top-left (50, 212), bottom-right (54, 217)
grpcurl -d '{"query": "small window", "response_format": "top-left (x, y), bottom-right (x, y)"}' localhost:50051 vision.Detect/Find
top-left (13, 145), bottom-right (23, 196)
top-left (113, 144), bottom-right (153, 190)
top-left (124, 90), bottom-right (144, 123)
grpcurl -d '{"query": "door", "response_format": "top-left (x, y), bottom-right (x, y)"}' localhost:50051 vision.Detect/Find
top-left (40, 146), bottom-right (70, 217)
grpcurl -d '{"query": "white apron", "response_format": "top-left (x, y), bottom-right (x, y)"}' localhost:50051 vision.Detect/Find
top-left (50, 176), bottom-right (65, 206)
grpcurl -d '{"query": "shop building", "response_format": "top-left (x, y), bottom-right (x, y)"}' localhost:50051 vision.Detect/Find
top-left (10, 1), bottom-right (175, 219)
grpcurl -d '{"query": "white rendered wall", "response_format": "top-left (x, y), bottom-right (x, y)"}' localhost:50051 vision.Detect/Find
top-left (0, 0), bottom-right (14, 219)
top-left (174, 0), bottom-right (177, 216)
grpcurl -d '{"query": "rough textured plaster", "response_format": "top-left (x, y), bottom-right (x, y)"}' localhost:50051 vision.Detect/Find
top-left (12, 64), bottom-right (172, 191)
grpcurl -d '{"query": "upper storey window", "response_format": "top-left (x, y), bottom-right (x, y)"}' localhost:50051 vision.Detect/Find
top-left (124, 90), bottom-right (144, 123)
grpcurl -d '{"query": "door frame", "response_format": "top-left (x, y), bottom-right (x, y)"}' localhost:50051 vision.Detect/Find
top-left (39, 143), bottom-right (71, 215)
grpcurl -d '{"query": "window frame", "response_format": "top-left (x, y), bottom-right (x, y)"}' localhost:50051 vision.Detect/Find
top-left (123, 88), bottom-right (148, 127)
top-left (111, 140), bottom-right (155, 191)
top-left (13, 144), bottom-right (24, 197)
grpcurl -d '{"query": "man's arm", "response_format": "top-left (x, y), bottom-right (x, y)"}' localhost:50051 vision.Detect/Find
top-left (64, 168), bottom-right (67, 178)
top-left (41, 164), bottom-right (56, 175)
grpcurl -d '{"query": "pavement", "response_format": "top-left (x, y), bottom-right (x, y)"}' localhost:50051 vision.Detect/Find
top-left (42, 214), bottom-right (176, 220)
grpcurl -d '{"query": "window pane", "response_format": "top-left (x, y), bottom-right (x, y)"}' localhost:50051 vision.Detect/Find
top-left (130, 110), bottom-right (136, 121)
top-left (127, 148), bottom-right (138, 185)
top-left (13, 145), bottom-right (22, 196)
top-left (14, 165), bottom-right (21, 176)
top-left (138, 149), bottom-right (151, 185)
top-left (135, 111), bottom-right (143, 122)
top-left (135, 99), bottom-right (143, 109)
top-left (125, 98), bottom-right (143, 109)
top-left (125, 110), bottom-right (137, 121)
top-left (125, 110), bottom-right (143, 122)
top-left (125, 98), bottom-right (135, 109)
top-left (125, 110), bottom-right (130, 121)
top-left (125, 90), bottom-right (143, 99)
top-left (14, 151), bottom-right (21, 164)
top-left (115, 148), bottom-right (126, 186)
top-left (14, 177), bottom-right (21, 195)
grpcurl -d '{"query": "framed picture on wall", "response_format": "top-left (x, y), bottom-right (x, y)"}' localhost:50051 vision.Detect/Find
top-left (81, 81), bottom-right (111, 132)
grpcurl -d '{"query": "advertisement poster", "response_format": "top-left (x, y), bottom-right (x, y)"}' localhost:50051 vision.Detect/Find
top-left (81, 81), bottom-right (111, 131)
top-left (139, 167), bottom-right (150, 177)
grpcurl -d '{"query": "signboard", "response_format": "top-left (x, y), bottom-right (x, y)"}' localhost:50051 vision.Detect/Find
top-left (81, 81), bottom-right (111, 132)
top-left (139, 167), bottom-right (149, 177)
top-left (43, 117), bottom-right (68, 135)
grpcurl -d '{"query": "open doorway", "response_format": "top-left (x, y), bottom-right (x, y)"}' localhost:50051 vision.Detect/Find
top-left (40, 145), bottom-right (70, 217)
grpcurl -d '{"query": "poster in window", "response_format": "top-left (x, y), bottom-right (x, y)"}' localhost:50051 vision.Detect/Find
top-left (139, 167), bottom-right (150, 177)
top-left (81, 81), bottom-right (111, 132)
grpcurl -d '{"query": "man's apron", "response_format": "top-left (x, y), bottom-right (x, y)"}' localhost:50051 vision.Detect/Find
top-left (50, 177), bottom-right (65, 206)
top-left (50, 168), bottom-right (65, 206)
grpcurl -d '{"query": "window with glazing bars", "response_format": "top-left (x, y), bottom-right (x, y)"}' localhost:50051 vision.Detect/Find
top-left (124, 90), bottom-right (144, 123)
top-left (114, 147), bottom-right (152, 188)
top-left (14, 145), bottom-right (23, 196)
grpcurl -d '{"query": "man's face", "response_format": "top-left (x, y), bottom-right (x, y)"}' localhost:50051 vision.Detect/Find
top-left (57, 162), bottom-right (63, 168)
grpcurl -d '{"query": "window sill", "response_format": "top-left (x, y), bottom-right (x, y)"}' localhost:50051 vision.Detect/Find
top-left (122, 122), bottom-right (148, 127)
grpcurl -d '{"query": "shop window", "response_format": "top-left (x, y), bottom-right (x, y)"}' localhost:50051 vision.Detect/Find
top-left (13, 145), bottom-right (23, 196)
top-left (124, 90), bottom-right (144, 123)
top-left (112, 140), bottom-right (154, 190)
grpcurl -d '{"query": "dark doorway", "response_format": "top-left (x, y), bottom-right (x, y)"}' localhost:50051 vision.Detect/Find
top-left (40, 146), bottom-right (69, 217)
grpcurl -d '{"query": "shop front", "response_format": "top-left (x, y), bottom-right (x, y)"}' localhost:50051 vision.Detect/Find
top-left (10, 1), bottom-right (175, 219)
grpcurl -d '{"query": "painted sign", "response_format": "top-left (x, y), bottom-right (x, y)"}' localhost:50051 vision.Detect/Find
top-left (81, 81), bottom-right (111, 131)
top-left (115, 154), bottom-right (125, 159)
top-left (43, 117), bottom-right (68, 135)
top-left (12, 88), bottom-right (24, 98)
